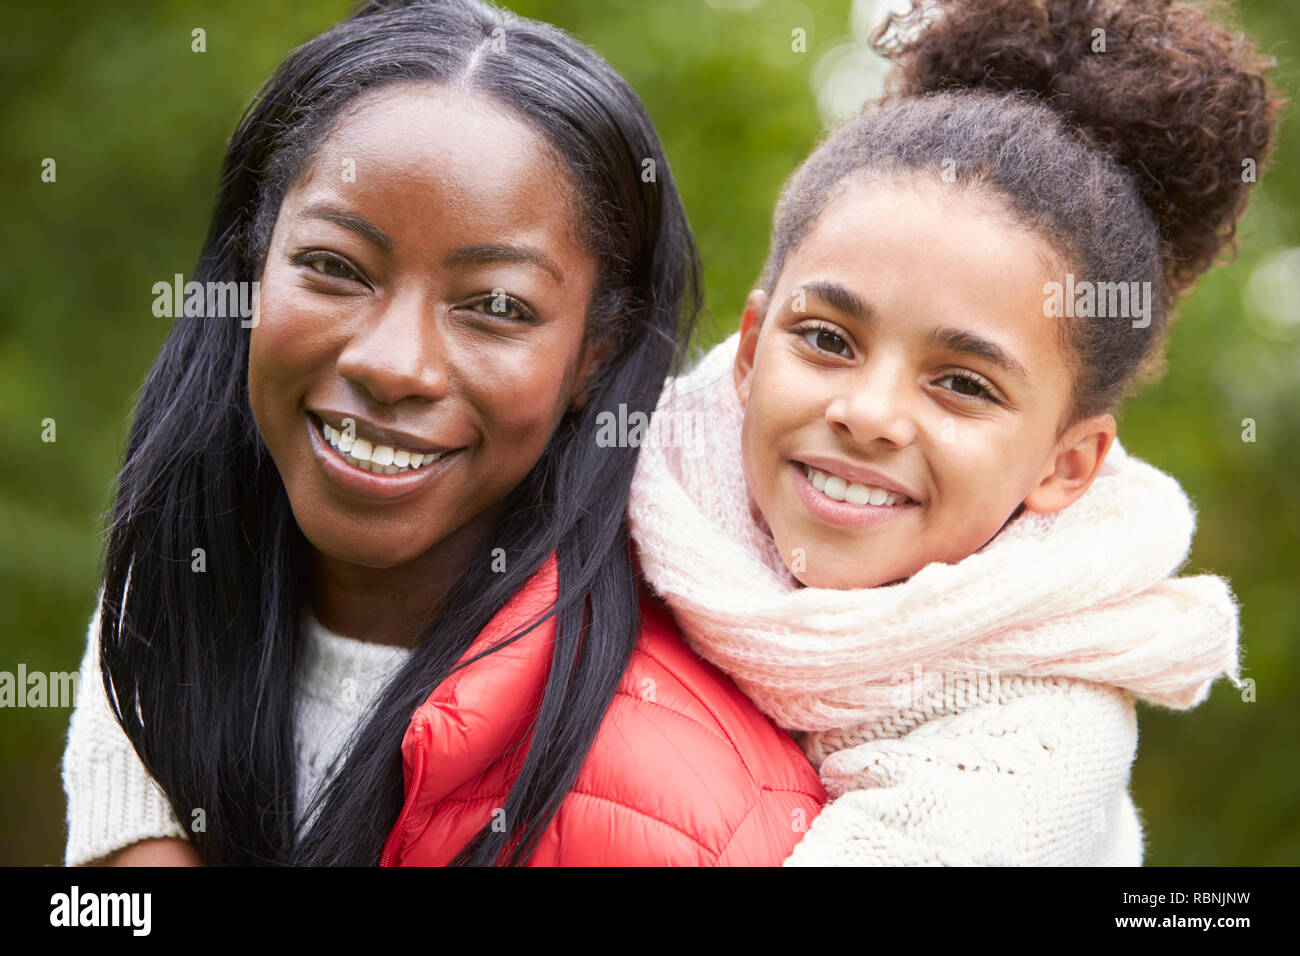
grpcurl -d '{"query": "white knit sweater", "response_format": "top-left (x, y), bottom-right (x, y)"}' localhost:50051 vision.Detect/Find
top-left (786, 677), bottom-right (1145, 865)
top-left (61, 601), bottom-right (409, 866)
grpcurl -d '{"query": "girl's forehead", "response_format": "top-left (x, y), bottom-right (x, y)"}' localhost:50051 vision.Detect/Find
top-left (775, 179), bottom-right (1069, 381)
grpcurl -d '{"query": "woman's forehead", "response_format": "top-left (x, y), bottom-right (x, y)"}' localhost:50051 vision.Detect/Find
top-left (306, 83), bottom-right (562, 200)
top-left (279, 84), bottom-right (590, 269)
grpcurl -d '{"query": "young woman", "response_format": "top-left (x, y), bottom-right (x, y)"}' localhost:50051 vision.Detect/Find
top-left (62, 0), bottom-right (824, 866)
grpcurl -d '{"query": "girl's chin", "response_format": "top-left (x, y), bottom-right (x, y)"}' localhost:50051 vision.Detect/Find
top-left (779, 538), bottom-right (919, 590)
top-left (786, 561), bottom-right (901, 591)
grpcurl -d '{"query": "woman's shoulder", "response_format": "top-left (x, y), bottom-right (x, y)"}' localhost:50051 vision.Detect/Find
top-left (621, 587), bottom-right (819, 782)
top-left (539, 588), bottom-right (826, 865)
top-left (388, 561), bottom-right (824, 866)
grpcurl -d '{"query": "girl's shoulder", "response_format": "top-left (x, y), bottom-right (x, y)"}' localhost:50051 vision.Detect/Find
top-left (805, 675), bottom-right (1137, 770)
top-left (789, 679), bottom-right (1144, 865)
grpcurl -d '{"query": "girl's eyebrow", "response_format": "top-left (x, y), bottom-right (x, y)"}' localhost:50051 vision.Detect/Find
top-left (798, 279), bottom-right (870, 321)
top-left (798, 278), bottom-right (1030, 385)
top-left (924, 327), bottom-right (1031, 385)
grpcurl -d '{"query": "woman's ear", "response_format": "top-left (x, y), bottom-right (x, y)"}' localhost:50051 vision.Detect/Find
top-left (569, 337), bottom-right (614, 412)
top-left (1022, 414), bottom-right (1116, 514)
top-left (733, 288), bottom-right (768, 408)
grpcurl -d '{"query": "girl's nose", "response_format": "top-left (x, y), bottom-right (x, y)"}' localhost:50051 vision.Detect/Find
top-left (823, 360), bottom-right (917, 448)
top-left (335, 290), bottom-right (450, 405)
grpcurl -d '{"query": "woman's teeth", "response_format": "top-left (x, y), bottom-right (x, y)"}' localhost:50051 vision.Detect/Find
top-left (804, 465), bottom-right (911, 507)
top-left (321, 421), bottom-right (445, 474)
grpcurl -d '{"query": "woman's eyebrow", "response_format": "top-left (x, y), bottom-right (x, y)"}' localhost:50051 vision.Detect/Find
top-left (296, 204), bottom-right (564, 285)
top-left (443, 244), bottom-right (565, 285)
top-left (300, 202), bottom-right (393, 251)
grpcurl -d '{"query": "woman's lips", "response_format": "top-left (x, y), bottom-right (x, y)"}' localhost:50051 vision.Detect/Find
top-left (789, 460), bottom-right (919, 529)
top-left (306, 413), bottom-right (459, 502)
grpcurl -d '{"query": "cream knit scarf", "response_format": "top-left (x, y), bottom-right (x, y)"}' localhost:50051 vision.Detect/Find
top-left (627, 334), bottom-right (1242, 733)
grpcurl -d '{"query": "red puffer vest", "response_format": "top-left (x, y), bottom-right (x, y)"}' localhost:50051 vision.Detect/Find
top-left (379, 554), bottom-right (826, 865)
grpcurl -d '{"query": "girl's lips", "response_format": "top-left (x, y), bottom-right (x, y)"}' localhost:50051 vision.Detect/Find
top-left (790, 459), bottom-right (919, 530)
top-left (306, 413), bottom-right (460, 502)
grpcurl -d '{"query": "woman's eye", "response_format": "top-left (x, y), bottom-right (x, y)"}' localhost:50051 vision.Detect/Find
top-left (299, 253), bottom-right (359, 281)
top-left (467, 294), bottom-right (535, 323)
top-left (800, 327), bottom-right (851, 356)
top-left (936, 373), bottom-right (994, 402)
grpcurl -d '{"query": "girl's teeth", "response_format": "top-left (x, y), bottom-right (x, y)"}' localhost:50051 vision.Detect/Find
top-left (803, 465), bottom-right (911, 508)
top-left (320, 418), bottom-right (445, 474)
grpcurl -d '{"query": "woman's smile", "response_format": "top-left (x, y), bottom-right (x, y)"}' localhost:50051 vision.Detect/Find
top-left (305, 412), bottom-right (463, 503)
top-left (248, 82), bottom-right (600, 570)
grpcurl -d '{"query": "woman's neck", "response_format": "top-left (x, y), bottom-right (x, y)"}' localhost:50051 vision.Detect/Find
top-left (308, 506), bottom-right (503, 647)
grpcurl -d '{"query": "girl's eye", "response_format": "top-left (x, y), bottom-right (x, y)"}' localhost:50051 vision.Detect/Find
top-left (799, 326), bottom-right (852, 356)
top-left (936, 372), bottom-right (997, 403)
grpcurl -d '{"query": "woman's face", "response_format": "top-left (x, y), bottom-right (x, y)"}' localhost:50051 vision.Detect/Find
top-left (249, 83), bottom-right (600, 571)
top-left (734, 177), bottom-right (1115, 590)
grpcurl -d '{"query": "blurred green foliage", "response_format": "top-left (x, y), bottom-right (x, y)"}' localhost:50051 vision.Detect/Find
top-left (2, 0), bottom-right (1296, 865)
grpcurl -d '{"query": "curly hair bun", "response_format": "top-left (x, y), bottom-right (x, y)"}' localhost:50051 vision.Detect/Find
top-left (871, 0), bottom-right (1283, 296)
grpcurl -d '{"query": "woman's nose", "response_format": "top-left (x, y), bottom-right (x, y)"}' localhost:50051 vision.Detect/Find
top-left (335, 289), bottom-right (450, 405)
top-left (823, 359), bottom-right (917, 447)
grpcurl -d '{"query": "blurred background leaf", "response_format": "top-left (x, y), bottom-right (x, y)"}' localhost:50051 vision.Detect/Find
top-left (1, 0), bottom-right (1295, 865)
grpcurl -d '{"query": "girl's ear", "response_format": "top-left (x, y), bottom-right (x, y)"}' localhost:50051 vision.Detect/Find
top-left (733, 289), bottom-right (768, 408)
top-left (1022, 414), bottom-right (1117, 514)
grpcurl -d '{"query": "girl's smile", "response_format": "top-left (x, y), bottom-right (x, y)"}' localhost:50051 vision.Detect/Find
top-left (790, 459), bottom-right (921, 530)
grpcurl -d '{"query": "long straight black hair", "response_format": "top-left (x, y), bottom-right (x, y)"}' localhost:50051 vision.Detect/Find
top-left (97, 0), bottom-right (700, 865)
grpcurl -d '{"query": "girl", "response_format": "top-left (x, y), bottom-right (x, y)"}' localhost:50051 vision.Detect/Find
top-left (62, 0), bottom-right (824, 866)
top-left (629, 0), bottom-right (1280, 864)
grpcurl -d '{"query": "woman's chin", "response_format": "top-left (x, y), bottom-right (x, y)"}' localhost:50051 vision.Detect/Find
top-left (300, 525), bottom-right (423, 571)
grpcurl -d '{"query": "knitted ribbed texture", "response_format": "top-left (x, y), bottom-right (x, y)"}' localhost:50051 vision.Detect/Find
top-left (61, 600), bottom-right (408, 865)
top-left (61, 603), bottom-right (187, 866)
top-left (292, 610), bottom-right (410, 828)
top-left (786, 677), bottom-right (1145, 865)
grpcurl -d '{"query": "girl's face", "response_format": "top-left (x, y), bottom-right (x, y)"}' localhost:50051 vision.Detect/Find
top-left (734, 177), bottom-right (1115, 589)
top-left (249, 83), bottom-right (600, 571)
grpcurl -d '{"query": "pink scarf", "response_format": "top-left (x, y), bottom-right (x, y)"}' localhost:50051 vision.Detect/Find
top-left (628, 335), bottom-right (1242, 732)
